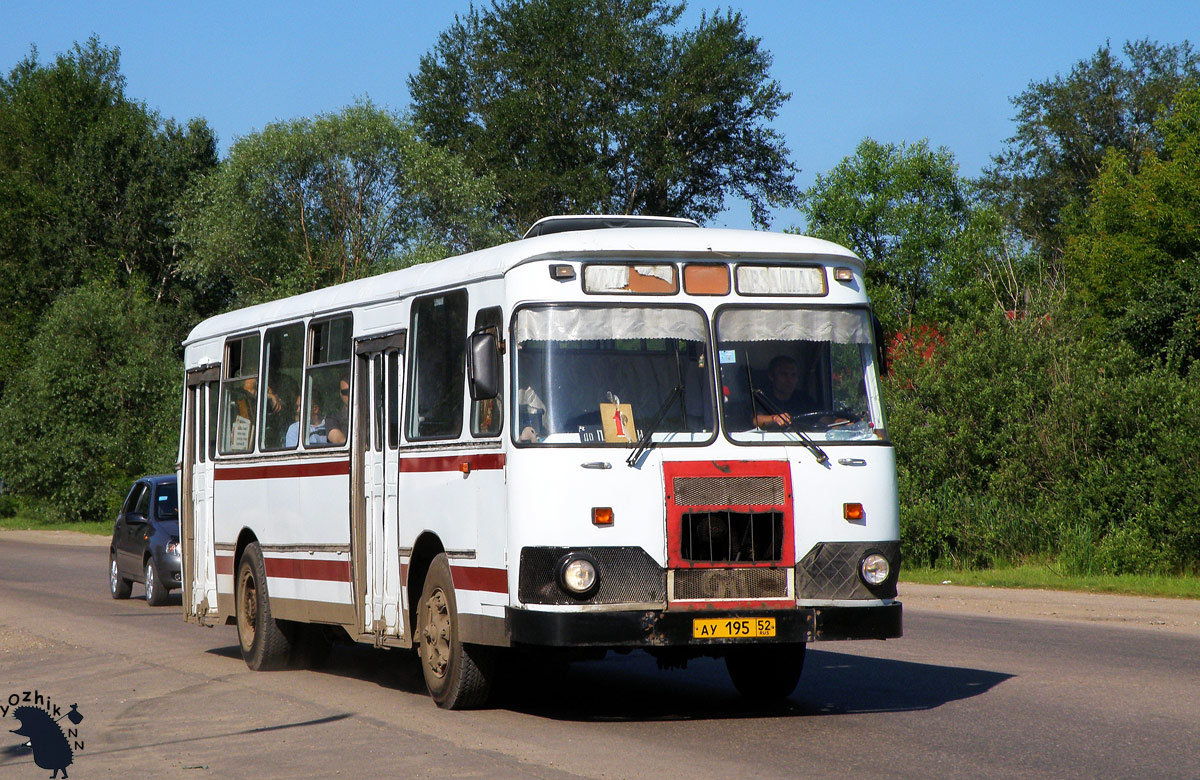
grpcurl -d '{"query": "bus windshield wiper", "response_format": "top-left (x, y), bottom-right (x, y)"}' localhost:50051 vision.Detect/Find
top-left (626, 384), bottom-right (683, 467)
top-left (752, 389), bottom-right (829, 465)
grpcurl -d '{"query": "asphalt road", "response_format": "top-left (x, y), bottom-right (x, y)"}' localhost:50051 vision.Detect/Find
top-left (2, 531), bottom-right (1199, 780)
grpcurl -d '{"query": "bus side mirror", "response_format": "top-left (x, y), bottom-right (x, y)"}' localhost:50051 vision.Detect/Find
top-left (468, 330), bottom-right (501, 401)
top-left (872, 314), bottom-right (888, 376)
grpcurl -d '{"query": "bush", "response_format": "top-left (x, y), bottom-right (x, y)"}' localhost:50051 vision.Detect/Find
top-left (886, 313), bottom-right (1200, 574)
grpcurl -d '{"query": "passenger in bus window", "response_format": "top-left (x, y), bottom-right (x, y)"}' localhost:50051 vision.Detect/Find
top-left (516, 386), bottom-right (546, 442)
top-left (752, 355), bottom-right (817, 428)
top-left (302, 393), bottom-right (329, 447)
top-left (283, 393), bottom-right (318, 448)
top-left (263, 377), bottom-right (296, 447)
top-left (326, 377), bottom-right (349, 445)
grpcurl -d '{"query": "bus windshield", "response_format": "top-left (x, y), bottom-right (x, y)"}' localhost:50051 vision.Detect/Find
top-left (715, 307), bottom-right (885, 443)
top-left (514, 306), bottom-right (715, 445)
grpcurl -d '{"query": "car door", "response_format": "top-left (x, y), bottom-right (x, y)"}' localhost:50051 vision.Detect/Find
top-left (115, 482), bottom-right (149, 578)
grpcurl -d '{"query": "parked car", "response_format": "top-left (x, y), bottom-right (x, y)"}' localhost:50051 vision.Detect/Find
top-left (109, 475), bottom-right (181, 606)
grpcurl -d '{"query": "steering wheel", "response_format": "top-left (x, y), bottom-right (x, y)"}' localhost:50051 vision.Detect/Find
top-left (782, 408), bottom-right (859, 430)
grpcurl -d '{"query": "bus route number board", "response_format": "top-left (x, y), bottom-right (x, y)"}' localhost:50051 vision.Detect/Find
top-left (692, 617), bottom-right (775, 639)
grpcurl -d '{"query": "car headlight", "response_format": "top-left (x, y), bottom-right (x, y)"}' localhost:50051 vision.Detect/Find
top-left (860, 552), bottom-right (890, 586)
top-left (167, 540), bottom-right (180, 557)
top-left (556, 553), bottom-right (600, 598)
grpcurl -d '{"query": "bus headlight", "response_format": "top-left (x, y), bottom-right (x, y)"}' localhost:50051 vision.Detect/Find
top-left (860, 553), bottom-right (890, 586)
top-left (557, 553), bottom-right (600, 598)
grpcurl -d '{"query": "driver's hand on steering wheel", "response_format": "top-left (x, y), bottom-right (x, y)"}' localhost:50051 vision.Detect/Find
top-left (754, 412), bottom-right (791, 428)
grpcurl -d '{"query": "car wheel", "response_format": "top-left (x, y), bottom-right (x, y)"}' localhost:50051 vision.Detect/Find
top-left (235, 542), bottom-right (294, 670)
top-left (145, 558), bottom-right (169, 606)
top-left (110, 552), bottom-right (132, 600)
top-left (416, 553), bottom-right (495, 709)
top-left (724, 643), bottom-right (806, 703)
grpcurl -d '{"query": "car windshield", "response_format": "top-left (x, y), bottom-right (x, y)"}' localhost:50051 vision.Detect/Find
top-left (513, 306), bottom-right (715, 445)
top-left (155, 483), bottom-right (178, 519)
top-left (715, 307), bottom-right (885, 443)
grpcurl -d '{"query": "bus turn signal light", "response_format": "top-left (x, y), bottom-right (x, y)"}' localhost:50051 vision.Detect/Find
top-left (844, 502), bottom-right (864, 521)
top-left (592, 507), bottom-right (614, 526)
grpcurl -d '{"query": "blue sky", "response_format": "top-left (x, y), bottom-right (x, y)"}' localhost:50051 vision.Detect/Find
top-left (3, 1), bottom-right (1196, 229)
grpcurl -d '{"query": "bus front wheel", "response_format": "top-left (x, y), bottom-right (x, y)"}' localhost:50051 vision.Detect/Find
top-left (236, 542), bottom-right (294, 671)
top-left (417, 553), bottom-right (494, 709)
top-left (724, 643), bottom-right (806, 702)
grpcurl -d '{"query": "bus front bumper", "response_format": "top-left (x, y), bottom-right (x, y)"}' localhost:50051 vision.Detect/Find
top-left (505, 602), bottom-right (901, 648)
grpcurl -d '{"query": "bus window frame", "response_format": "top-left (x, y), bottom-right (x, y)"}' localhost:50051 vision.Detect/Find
top-left (304, 314), bottom-right (354, 450)
top-left (508, 301), bottom-right (719, 450)
top-left (711, 301), bottom-right (890, 448)
top-left (405, 289), bottom-right (470, 443)
top-left (217, 330), bottom-right (262, 457)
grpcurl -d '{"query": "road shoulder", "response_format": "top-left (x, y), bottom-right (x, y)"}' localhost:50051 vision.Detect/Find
top-left (901, 581), bottom-right (1200, 637)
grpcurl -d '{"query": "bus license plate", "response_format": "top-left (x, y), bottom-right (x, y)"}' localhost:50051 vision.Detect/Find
top-left (692, 617), bottom-right (776, 639)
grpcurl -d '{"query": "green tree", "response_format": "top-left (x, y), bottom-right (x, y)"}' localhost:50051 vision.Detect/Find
top-left (797, 138), bottom-right (1004, 334)
top-left (0, 281), bottom-right (180, 523)
top-left (1063, 85), bottom-right (1200, 373)
top-left (0, 37), bottom-right (217, 376)
top-left (176, 102), bottom-right (505, 306)
top-left (408, 0), bottom-right (797, 231)
top-left (981, 39), bottom-right (1199, 262)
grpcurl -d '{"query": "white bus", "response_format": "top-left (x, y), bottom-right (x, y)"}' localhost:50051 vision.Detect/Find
top-left (178, 215), bottom-right (902, 708)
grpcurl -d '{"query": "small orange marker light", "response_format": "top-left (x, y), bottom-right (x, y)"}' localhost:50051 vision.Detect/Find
top-left (592, 507), bottom-right (614, 526)
top-left (460, 462), bottom-right (472, 475)
top-left (843, 502), bottom-right (864, 521)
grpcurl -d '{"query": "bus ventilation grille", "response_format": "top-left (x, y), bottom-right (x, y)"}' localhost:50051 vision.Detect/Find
top-left (671, 567), bottom-right (789, 601)
top-left (672, 476), bottom-right (785, 507)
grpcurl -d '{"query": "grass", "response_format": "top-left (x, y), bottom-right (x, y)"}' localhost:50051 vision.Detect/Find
top-left (0, 515), bottom-right (110, 535)
top-left (904, 564), bottom-right (1200, 600)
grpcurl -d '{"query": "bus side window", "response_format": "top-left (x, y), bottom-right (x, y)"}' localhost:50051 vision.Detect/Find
top-left (206, 381), bottom-right (219, 460)
top-left (471, 306), bottom-right (503, 438)
top-left (305, 316), bottom-right (353, 448)
top-left (386, 351), bottom-right (400, 449)
top-left (260, 322), bottom-right (304, 451)
top-left (407, 290), bottom-right (467, 440)
top-left (219, 334), bottom-right (261, 455)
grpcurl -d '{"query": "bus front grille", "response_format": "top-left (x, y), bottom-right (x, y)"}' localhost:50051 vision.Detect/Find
top-left (679, 510), bottom-right (784, 563)
top-left (671, 567), bottom-right (789, 601)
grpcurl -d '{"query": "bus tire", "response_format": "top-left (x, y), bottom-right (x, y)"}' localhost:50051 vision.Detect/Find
top-left (110, 551), bottom-right (132, 599)
top-left (417, 553), bottom-right (494, 709)
top-left (236, 542), bottom-right (294, 671)
top-left (724, 643), bottom-right (806, 702)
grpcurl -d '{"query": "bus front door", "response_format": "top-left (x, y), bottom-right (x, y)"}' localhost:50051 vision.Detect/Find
top-left (354, 346), bottom-right (404, 642)
top-left (183, 373), bottom-right (218, 623)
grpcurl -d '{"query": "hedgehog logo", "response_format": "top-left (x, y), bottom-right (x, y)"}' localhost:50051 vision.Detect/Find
top-left (7, 701), bottom-right (83, 779)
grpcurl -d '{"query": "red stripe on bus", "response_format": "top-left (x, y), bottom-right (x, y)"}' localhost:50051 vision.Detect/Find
top-left (264, 557), bottom-right (352, 583)
top-left (214, 459), bottom-right (350, 480)
top-left (399, 453), bottom-right (505, 473)
top-left (451, 565), bottom-right (509, 594)
top-left (215, 554), bottom-right (234, 575)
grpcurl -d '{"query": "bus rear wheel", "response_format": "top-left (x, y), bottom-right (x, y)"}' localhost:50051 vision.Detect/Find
top-left (416, 553), bottom-right (494, 709)
top-left (236, 542), bottom-right (294, 671)
top-left (724, 643), bottom-right (806, 702)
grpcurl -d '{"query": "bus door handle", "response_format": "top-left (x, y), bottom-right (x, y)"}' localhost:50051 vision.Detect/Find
top-left (580, 462), bottom-right (612, 470)
top-left (837, 458), bottom-right (867, 467)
